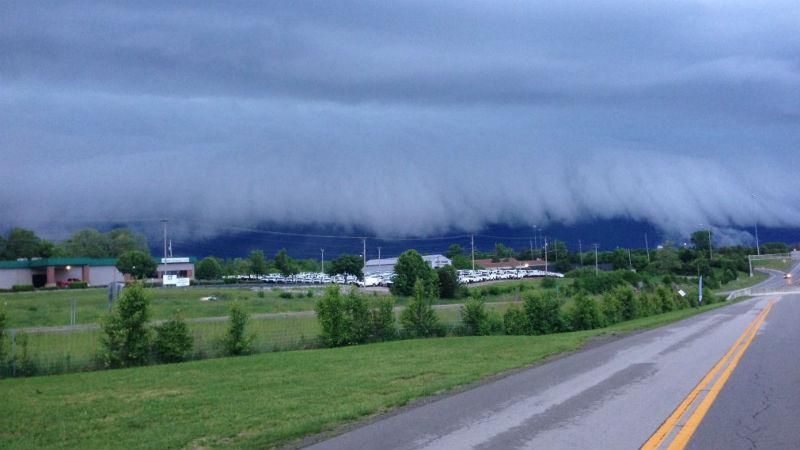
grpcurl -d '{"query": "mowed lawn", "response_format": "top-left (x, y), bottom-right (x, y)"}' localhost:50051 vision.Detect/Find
top-left (0, 302), bottom-right (732, 450)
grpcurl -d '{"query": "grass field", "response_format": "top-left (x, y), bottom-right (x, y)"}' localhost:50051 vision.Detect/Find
top-left (752, 258), bottom-right (797, 272)
top-left (714, 271), bottom-right (768, 293)
top-left (5, 303), bottom-right (515, 376)
top-left (0, 300), bottom-right (734, 450)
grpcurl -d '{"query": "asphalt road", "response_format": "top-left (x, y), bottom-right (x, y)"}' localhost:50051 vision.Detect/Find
top-left (305, 292), bottom-right (798, 449)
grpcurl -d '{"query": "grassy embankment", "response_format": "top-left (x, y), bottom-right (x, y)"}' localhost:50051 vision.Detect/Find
top-left (0, 300), bottom-right (736, 450)
top-left (751, 257), bottom-right (796, 272)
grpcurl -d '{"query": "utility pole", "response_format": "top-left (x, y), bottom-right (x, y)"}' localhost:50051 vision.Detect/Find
top-left (529, 239), bottom-right (534, 263)
top-left (320, 248), bottom-right (325, 273)
top-left (593, 244), bottom-right (599, 276)
top-left (752, 193), bottom-right (761, 255)
top-left (645, 233), bottom-right (651, 263)
top-left (628, 248), bottom-right (633, 270)
top-left (378, 246), bottom-right (382, 270)
top-left (708, 228), bottom-right (713, 260)
top-left (471, 234), bottom-right (475, 271)
top-left (579, 240), bottom-right (584, 266)
top-left (544, 237), bottom-right (549, 273)
top-left (161, 219), bottom-right (168, 282)
top-left (362, 238), bottom-right (367, 268)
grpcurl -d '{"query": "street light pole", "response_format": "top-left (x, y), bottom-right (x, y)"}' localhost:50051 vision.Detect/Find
top-left (752, 193), bottom-right (761, 255)
top-left (320, 248), bottom-right (325, 273)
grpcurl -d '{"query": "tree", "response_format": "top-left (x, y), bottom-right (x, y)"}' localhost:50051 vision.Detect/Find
top-left (761, 242), bottom-right (789, 254)
top-left (274, 249), bottom-right (298, 277)
top-left (107, 228), bottom-right (148, 257)
top-left (100, 283), bottom-right (152, 368)
top-left (494, 243), bottom-right (514, 259)
top-left (570, 292), bottom-right (605, 330)
top-left (116, 250), bottom-right (156, 279)
top-left (195, 257), bottom-right (223, 280)
top-left (223, 302), bottom-right (253, 356)
top-left (327, 254), bottom-right (364, 280)
top-left (391, 250), bottom-right (438, 297)
top-left (523, 291), bottom-right (563, 335)
top-left (446, 244), bottom-right (464, 259)
top-left (691, 229), bottom-right (713, 256)
top-left (153, 316), bottom-right (193, 363)
top-left (0, 304), bottom-right (6, 366)
top-left (400, 280), bottom-right (440, 337)
top-left (3, 228), bottom-right (50, 259)
top-left (60, 228), bottom-right (110, 258)
top-left (249, 250), bottom-right (268, 276)
top-left (436, 265), bottom-right (460, 299)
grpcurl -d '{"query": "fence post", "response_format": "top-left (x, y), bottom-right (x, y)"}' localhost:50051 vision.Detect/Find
top-left (10, 329), bottom-right (16, 377)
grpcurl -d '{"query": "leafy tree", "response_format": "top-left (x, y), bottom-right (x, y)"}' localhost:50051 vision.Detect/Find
top-left (503, 306), bottom-right (529, 335)
top-left (391, 250), bottom-right (438, 297)
top-left (195, 256), bottom-right (223, 280)
top-left (571, 292), bottom-right (605, 330)
top-left (224, 257), bottom-right (252, 276)
top-left (446, 244), bottom-right (464, 259)
top-left (116, 250), bottom-right (156, 279)
top-left (274, 249), bottom-right (298, 277)
top-left (601, 292), bottom-right (623, 325)
top-left (691, 229), bottom-right (713, 256)
top-left (460, 299), bottom-right (488, 335)
top-left (249, 250), bottom-right (268, 276)
top-left (436, 265), bottom-right (460, 299)
top-left (651, 243), bottom-right (682, 274)
top-left (761, 242), bottom-right (789, 254)
top-left (369, 297), bottom-right (397, 342)
top-left (60, 228), bottom-right (110, 258)
top-left (3, 228), bottom-right (51, 259)
top-left (153, 316), bottom-right (193, 363)
top-left (494, 243), bottom-right (515, 259)
top-left (615, 285), bottom-right (641, 320)
top-left (223, 302), bottom-right (253, 356)
top-left (523, 291), bottom-right (563, 335)
top-left (107, 228), bottom-right (148, 257)
top-left (315, 286), bottom-right (375, 346)
top-left (327, 254), bottom-right (364, 280)
top-left (0, 235), bottom-right (6, 259)
top-left (100, 283), bottom-right (152, 368)
top-left (401, 280), bottom-right (440, 337)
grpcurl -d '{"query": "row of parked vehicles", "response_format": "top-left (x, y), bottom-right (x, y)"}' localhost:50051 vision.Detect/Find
top-left (457, 268), bottom-right (564, 284)
top-left (225, 268), bottom-right (563, 287)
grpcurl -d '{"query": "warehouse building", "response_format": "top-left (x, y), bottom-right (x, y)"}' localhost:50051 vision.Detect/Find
top-left (364, 254), bottom-right (452, 275)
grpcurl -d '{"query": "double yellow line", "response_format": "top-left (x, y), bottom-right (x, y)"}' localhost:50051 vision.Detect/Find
top-left (641, 300), bottom-right (775, 450)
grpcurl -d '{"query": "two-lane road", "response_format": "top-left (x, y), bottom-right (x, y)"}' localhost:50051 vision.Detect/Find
top-left (305, 293), bottom-right (799, 450)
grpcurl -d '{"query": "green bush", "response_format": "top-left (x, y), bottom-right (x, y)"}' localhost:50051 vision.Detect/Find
top-left (9, 331), bottom-right (37, 377)
top-left (100, 283), bottom-right (152, 368)
top-left (540, 277), bottom-right (556, 289)
top-left (601, 292), bottom-right (623, 325)
top-left (369, 297), bottom-right (397, 342)
top-left (459, 299), bottom-right (488, 336)
top-left (656, 286), bottom-right (676, 313)
top-left (153, 317), bottom-right (193, 363)
top-left (483, 312), bottom-right (504, 335)
top-left (278, 291), bottom-right (294, 299)
top-left (315, 286), bottom-right (378, 347)
top-left (223, 277), bottom-right (237, 284)
top-left (400, 280), bottom-right (441, 338)
top-left (503, 306), bottom-right (529, 335)
top-left (523, 291), bottom-right (563, 335)
top-left (306, 289), bottom-right (314, 298)
top-left (436, 265), bottom-right (460, 299)
top-left (316, 286), bottom-right (346, 347)
top-left (615, 285), bottom-right (641, 320)
top-left (11, 285), bottom-right (34, 292)
top-left (223, 302), bottom-right (253, 356)
top-left (571, 292), bottom-right (605, 330)
top-left (67, 281), bottom-right (88, 289)
top-left (0, 305), bottom-right (6, 371)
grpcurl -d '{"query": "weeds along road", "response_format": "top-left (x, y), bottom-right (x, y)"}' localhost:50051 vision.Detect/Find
top-left (304, 295), bottom-right (800, 450)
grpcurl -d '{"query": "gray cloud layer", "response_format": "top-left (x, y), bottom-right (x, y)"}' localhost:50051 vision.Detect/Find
top-left (2, 1), bottom-right (799, 239)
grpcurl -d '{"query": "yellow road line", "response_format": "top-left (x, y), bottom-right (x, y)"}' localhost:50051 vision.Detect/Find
top-left (640, 301), bottom-right (775, 450)
top-left (666, 300), bottom-right (774, 449)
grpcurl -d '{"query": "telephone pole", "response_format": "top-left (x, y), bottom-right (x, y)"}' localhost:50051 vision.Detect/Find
top-left (579, 239), bottom-right (584, 266)
top-left (362, 238), bottom-right (367, 268)
top-left (320, 248), bottom-right (325, 273)
top-left (471, 234), bottom-right (475, 271)
top-left (593, 244), bottom-right (599, 276)
top-left (544, 237), bottom-right (549, 273)
top-left (645, 233), bottom-right (651, 263)
top-left (161, 219), bottom-right (168, 281)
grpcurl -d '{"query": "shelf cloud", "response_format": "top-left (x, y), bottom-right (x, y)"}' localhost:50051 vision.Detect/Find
top-left (2, 1), bottom-right (799, 240)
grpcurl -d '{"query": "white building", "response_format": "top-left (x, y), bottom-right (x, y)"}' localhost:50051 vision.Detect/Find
top-left (364, 254), bottom-right (452, 275)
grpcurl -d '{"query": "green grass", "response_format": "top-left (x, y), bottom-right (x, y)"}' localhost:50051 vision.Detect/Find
top-left (752, 258), bottom-right (796, 272)
top-left (0, 287), bottom-right (324, 328)
top-left (714, 271), bottom-right (768, 293)
top-left (0, 299), bottom-right (736, 450)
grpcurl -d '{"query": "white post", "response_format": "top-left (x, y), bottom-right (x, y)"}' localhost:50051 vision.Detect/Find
top-left (471, 234), bottom-right (475, 271)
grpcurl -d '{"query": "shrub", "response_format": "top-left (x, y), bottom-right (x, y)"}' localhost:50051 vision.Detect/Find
top-left (11, 285), bottom-right (34, 292)
top-left (9, 331), bottom-right (36, 377)
top-left (100, 283), bottom-right (152, 368)
top-left (523, 291), bottom-right (563, 335)
top-left (503, 306), bottom-right (529, 335)
top-left (436, 265), bottom-right (460, 299)
top-left (223, 277), bottom-right (237, 284)
top-left (278, 291), bottom-right (294, 299)
top-left (0, 305), bottom-right (6, 368)
top-left (315, 286), bottom-right (377, 346)
top-left (342, 289), bottom-right (371, 345)
top-left (571, 292), bottom-right (606, 330)
top-left (153, 316), bottom-right (193, 363)
top-left (400, 280), bottom-right (440, 338)
top-left (483, 312), bottom-right (504, 335)
top-left (615, 285), bottom-right (641, 321)
top-left (256, 290), bottom-right (265, 298)
top-left (601, 292), bottom-right (623, 325)
top-left (223, 302), bottom-right (253, 356)
top-left (656, 286), bottom-right (675, 313)
top-left (369, 297), bottom-right (397, 342)
top-left (316, 286), bottom-right (346, 347)
top-left (459, 299), bottom-right (488, 336)
top-left (540, 277), bottom-right (556, 289)
top-left (306, 289), bottom-right (314, 298)
top-left (67, 281), bottom-right (88, 289)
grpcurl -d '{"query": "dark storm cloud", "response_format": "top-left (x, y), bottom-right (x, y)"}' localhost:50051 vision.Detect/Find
top-left (1, 1), bottom-right (799, 240)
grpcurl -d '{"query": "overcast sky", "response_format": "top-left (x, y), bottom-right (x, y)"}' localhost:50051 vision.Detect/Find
top-left (2, 1), bottom-right (799, 241)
